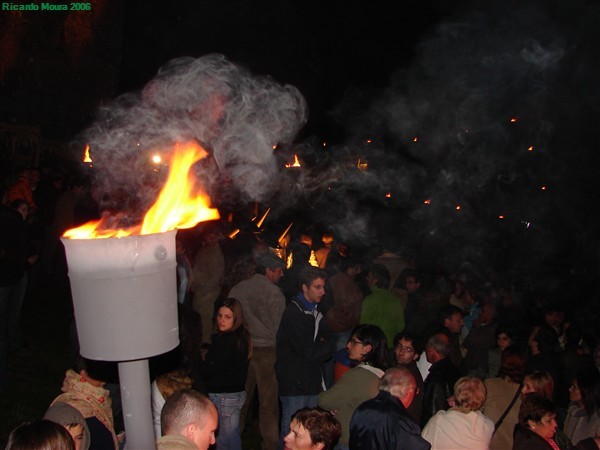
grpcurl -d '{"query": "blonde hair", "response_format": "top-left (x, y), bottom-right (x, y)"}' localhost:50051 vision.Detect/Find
top-left (454, 376), bottom-right (487, 412)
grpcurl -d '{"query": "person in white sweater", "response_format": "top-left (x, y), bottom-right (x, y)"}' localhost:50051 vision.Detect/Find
top-left (421, 376), bottom-right (494, 450)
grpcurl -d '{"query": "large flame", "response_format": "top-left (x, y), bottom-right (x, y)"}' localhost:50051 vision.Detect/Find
top-left (64, 142), bottom-right (220, 239)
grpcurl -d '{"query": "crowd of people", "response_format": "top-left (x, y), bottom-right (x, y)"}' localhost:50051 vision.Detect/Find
top-left (2, 164), bottom-right (600, 450)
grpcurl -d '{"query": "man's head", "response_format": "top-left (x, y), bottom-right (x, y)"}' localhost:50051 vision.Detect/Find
top-left (339, 256), bottom-right (361, 279)
top-left (393, 331), bottom-right (421, 366)
top-left (284, 407), bottom-right (341, 450)
top-left (404, 270), bottom-right (422, 294)
top-left (299, 266), bottom-right (327, 304)
top-left (257, 252), bottom-right (286, 284)
top-left (160, 389), bottom-right (218, 450)
top-left (367, 264), bottom-right (391, 290)
top-left (379, 367), bottom-right (418, 409)
top-left (438, 304), bottom-right (464, 334)
top-left (425, 331), bottom-right (451, 364)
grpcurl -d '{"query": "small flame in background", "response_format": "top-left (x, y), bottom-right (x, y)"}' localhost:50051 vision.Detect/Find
top-left (285, 154), bottom-right (301, 168)
top-left (64, 141), bottom-right (220, 239)
top-left (83, 145), bottom-right (92, 164)
top-left (357, 159), bottom-right (368, 171)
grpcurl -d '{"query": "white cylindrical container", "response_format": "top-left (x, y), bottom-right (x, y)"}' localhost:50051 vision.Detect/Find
top-left (61, 230), bottom-right (179, 361)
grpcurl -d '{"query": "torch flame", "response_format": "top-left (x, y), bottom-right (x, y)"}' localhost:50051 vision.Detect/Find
top-left (64, 141), bottom-right (220, 239)
top-left (285, 154), bottom-right (301, 168)
top-left (83, 145), bottom-right (92, 163)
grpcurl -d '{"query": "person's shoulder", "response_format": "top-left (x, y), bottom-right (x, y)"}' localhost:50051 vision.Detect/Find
top-left (157, 434), bottom-right (198, 450)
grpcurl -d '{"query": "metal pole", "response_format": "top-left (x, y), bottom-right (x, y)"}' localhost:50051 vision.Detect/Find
top-left (118, 359), bottom-right (156, 450)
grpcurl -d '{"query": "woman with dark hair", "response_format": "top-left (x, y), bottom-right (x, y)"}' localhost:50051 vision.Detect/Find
top-left (487, 325), bottom-right (516, 379)
top-left (483, 345), bottom-right (527, 450)
top-left (283, 407), bottom-right (342, 450)
top-left (521, 370), bottom-right (572, 450)
top-left (564, 371), bottom-right (600, 447)
top-left (318, 324), bottom-right (389, 449)
top-left (199, 297), bottom-right (251, 450)
top-left (514, 393), bottom-right (560, 450)
top-left (6, 420), bottom-right (75, 450)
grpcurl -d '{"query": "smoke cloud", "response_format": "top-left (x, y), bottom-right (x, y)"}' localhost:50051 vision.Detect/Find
top-left (79, 53), bottom-right (307, 218)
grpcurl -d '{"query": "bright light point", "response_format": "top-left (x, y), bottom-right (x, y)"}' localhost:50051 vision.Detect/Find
top-left (456, 205), bottom-right (461, 211)
top-left (424, 199), bottom-right (431, 205)
top-left (528, 146), bottom-right (534, 151)
top-left (511, 117), bottom-right (518, 123)
top-left (541, 186), bottom-right (547, 190)
top-left (272, 145), bottom-right (277, 150)
top-left (151, 154), bottom-right (162, 164)
top-left (322, 142), bottom-right (327, 147)
top-left (499, 215), bottom-right (505, 219)
top-left (413, 137), bottom-right (418, 142)
top-left (385, 192), bottom-right (392, 198)
top-left (366, 139), bottom-right (372, 144)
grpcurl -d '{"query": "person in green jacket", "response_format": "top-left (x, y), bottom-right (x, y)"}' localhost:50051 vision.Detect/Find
top-left (359, 264), bottom-right (405, 349)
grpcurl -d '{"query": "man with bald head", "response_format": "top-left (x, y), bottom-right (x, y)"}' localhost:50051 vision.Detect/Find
top-left (349, 367), bottom-right (431, 450)
top-left (158, 389), bottom-right (218, 450)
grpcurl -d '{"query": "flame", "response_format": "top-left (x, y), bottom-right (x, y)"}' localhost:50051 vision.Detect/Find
top-left (385, 192), bottom-right (392, 198)
top-left (64, 142), bottom-right (220, 239)
top-left (424, 199), bottom-right (431, 204)
top-left (357, 159), bottom-right (368, 171)
top-left (285, 154), bottom-right (301, 168)
top-left (456, 205), bottom-right (461, 211)
top-left (83, 145), bottom-right (92, 163)
top-left (278, 222), bottom-right (293, 246)
top-left (510, 117), bottom-right (518, 123)
top-left (413, 137), bottom-right (418, 142)
top-left (528, 146), bottom-right (534, 151)
top-left (255, 207), bottom-right (271, 228)
top-left (499, 215), bottom-right (505, 219)
top-left (541, 186), bottom-right (547, 190)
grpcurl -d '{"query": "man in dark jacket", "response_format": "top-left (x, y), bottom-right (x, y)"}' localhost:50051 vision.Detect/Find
top-left (276, 266), bottom-right (333, 449)
top-left (349, 367), bottom-right (430, 450)
top-left (420, 331), bottom-right (462, 427)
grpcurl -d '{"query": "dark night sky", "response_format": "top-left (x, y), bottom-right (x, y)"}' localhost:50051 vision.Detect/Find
top-left (118, 0), bottom-right (452, 139)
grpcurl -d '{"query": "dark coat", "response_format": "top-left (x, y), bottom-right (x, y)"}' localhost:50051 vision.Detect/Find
top-left (349, 390), bottom-right (431, 450)
top-left (512, 424), bottom-right (555, 450)
top-left (0, 208), bottom-right (29, 286)
top-left (275, 296), bottom-right (333, 396)
top-left (200, 331), bottom-right (249, 393)
top-left (421, 357), bottom-right (462, 427)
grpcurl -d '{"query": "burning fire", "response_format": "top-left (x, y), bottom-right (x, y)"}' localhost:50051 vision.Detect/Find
top-left (285, 154), bottom-right (301, 168)
top-left (83, 145), bottom-right (92, 163)
top-left (64, 141), bottom-right (220, 239)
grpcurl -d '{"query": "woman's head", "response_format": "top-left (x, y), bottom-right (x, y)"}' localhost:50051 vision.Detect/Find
top-left (495, 325), bottom-right (515, 351)
top-left (6, 420), bottom-right (75, 450)
top-left (214, 298), bottom-right (245, 333)
top-left (571, 371), bottom-right (600, 417)
top-left (453, 376), bottom-right (487, 412)
top-left (499, 345), bottom-right (526, 383)
top-left (346, 324), bottom-right (389, 370)
top-left (522, 371), bottom-right (554, 399)
top-left (284, 407), bottom-right (341, 450)
top-left (518, 393), bottom-right (557, 440)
